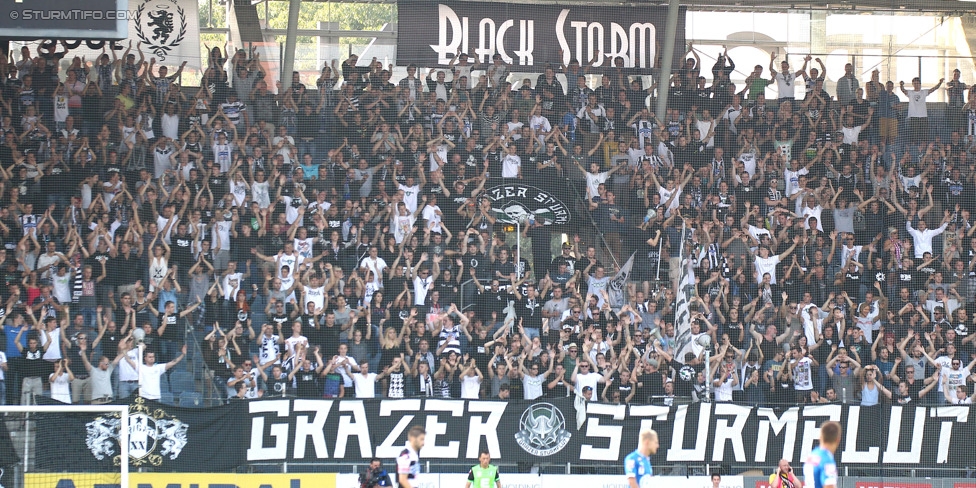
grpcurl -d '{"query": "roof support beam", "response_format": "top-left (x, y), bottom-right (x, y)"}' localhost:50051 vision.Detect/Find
top-left (655, 0), bottom-right (682, 117)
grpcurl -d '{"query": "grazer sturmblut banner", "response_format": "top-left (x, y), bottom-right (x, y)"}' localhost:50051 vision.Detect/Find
top-left (36, 399), bottom-right (975, 472)
top-left (396, 1), bottom-right (686, 70)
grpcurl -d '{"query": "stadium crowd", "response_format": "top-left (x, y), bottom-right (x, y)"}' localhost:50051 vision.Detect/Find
top-left (0, 40), bottom-right (974, 408)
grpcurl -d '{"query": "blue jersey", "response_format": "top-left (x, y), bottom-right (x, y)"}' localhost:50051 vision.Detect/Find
top-left (803, 447), bottom-right (837, 488)
top-left (624, 450), bottom-right (653, 488)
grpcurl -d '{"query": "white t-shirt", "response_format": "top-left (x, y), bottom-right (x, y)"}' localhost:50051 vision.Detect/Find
top-left (50, 372), bottom-right (72, 403)
top-left (460, 374), bottom-right (481, 399)
top-left (841, 125), bottom-right (863, 145)
top-left (658, 186), bottom-right (682, 212)
top-left (284, 335), bottom-right (309, 356)
top-left (222, 272), bottom-right (243, 301)
top-left (792, 357), bottom-right (814, 391)
top-left (333, 356), bottom-right (357, 387)
top-left (139, 363), bottom-right (168, 400)
top-left (288, 236), bottom-right (312, 259)
top-left (802, 205), bottom-right (824, 231)
top-left (398, 184), bottom-right (421, 213)
top-left (277, 252), bottom-right (303, 278)
top-left (584, 171), bottom-right (609, 198)
top-left (714, 374), bottom-right (735, 402)
top-left (360, 257), bottom-right (388, 286)
top-left (502, 154), bottom-right (521, 178)
top-left (258, 334), bottom-right (280, 365)
top-left (906, 89), bottom-right (928, 118)
top-left (575, 371), bottom-right (602, 395)
top-left (940, 366), bottom-right (971, 395)
top-left (523, 373), bottom-right (546, 400)
top-left (413, 275), bottom-right (433, 306)
top-left (774, 71), bottom-right (798, 99)
top-left (119, 348), bottom-right (141, 381)
top-left (41, 327), bottom-right (62, 361)
top-left (212, 220), bottom-right (232, 251)
top-left (783, 168), bottom-right (810, 197)
top-left (352, 372), bottom-right (378, 398)
top-left (754, 255), bottom-right (781, 284)
top-left (422, 205), bottom-right (443, 233)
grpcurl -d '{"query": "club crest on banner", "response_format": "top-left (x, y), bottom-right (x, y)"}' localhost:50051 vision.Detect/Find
top-left (85, 397), bottom-right (189, 467)
top-left (514, 402), bottom-right (572, 456)
top-left (134, 0), bottom-right (188, 61)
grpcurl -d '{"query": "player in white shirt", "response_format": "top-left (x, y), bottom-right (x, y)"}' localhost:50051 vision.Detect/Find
top-left (396, 426), bottom-right (426, 488)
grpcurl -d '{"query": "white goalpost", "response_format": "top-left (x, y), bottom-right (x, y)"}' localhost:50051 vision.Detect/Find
top-left (2, 404), bottom-right (129, 488)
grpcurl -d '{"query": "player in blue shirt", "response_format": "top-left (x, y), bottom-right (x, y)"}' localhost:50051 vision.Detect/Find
top-left (803, 421), bottom-right (841, 488)
top-left (625, 429), bottom-right (658, 488)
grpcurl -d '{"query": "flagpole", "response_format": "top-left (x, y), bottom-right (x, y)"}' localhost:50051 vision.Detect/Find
top-left (516, 219), bottom-right (522, 279)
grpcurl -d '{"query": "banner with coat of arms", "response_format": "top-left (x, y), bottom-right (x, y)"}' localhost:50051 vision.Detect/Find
top-left (16, 0), bottom-right (202, 71)
top-left (128, 0), bottom-right (201, 69)
top-left (35, 396), bottom-right (247, 472)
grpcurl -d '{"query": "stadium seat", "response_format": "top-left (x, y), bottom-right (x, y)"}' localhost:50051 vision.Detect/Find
top-left (179, 391), bottom-right (203, 407)
top-left (159, 392), bottom-right (175, 406)
top-left (160, 372), bottom-right (171, 393)
top-left (169, 371), bottom-right (195, 394)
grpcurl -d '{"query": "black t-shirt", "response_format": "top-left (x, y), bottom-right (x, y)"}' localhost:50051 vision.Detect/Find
top-left (157, 312), bottom-right (182, 342)
top-left (294, 366), bottom-right (320, 398)
top-left (673, 363), bottom-right (701, 397)
top-left (478, 288), bottom-right (511, 318)
top-left (639, 372), bottom-right (664, 400)
top-left (301, 313), bottom-right (323, 347)
top-left (171, 232), bottom-right (194, 267)
top-left (463, 252), bottom-right (489, 281)
top-left (515, 297), bottom-right (544, 330)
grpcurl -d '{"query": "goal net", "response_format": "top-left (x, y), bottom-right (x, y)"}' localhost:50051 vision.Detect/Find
top-left (1, 404), bottom-right (129, 488)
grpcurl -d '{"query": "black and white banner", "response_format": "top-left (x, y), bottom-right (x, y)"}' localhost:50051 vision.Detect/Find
top-left (41, 399), bottom-right (975, 471)
top-left (396, 1), bottom-right (686, 70)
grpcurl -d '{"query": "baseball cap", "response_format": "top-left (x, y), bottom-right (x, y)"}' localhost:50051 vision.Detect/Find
top-left (568, 343), bottom-right (578, 350)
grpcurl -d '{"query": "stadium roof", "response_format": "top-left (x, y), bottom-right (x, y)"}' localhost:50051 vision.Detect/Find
top-left (326, 0), bottom-right (976, 13)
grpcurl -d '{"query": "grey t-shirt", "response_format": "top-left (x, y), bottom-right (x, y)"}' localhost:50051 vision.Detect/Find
top-left (833, 206), bottom-right (856, 234)
top-left (90, 364), bottom-right (115, 399)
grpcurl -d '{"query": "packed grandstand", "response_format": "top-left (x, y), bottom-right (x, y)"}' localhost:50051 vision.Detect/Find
top-left (0, 25), bottom-right (975, 480)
